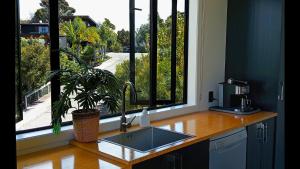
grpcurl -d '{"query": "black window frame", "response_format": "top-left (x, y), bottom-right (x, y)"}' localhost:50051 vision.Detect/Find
top-left (130, 0), bottom-right (189, 108)
top-left (15, 0), bottom-right (189, 134)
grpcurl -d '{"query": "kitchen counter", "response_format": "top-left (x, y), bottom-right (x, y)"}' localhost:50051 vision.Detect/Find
top-left (17, 110), bottom-right (276, 169)
top-left (17, 145), bottom-right (129, 169)
top-left (70, 110), bottom-right (277, 167)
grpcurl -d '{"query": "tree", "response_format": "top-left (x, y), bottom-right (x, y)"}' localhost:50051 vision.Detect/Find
top-left (60, 17), bottom-right (100, 50)
top-left (59, 52), bottom-right (80, 72)
top-left (135, 24), bottom-right (149, 53)
top-left (20, 38), bottom-right (50, 94)
top-left (60, 17), bottom-right (86, 50)
top-left (135, 14), bottom-right (163, 53)
top-left (98, 18), bottom-right (122, 53)
top-left (31, 0), bottom-right (75, 23)
top-left (81, 45), bottom-right (96, 65)
top-left (117, 29), bottom-right (130, 51)
top-left (102, 18), bottom-right (116, 30)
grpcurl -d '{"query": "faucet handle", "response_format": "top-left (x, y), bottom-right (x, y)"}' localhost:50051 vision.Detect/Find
top-left (128, 116), bottom-right (136, 126)
top-left (121, 116), bottom-right (136, 131)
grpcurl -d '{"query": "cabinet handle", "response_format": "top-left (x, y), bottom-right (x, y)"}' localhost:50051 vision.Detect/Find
top-left (262, 123), bottom-right (265, 143)
top-left (278, 81), bottom-right (284, 101)
top-left (256, 123), bottom-right (264, 141)
top-left (179, 154), bottom-right (183, 169)
top-left (174, 154), bottom-right (183, 169)
top-left (166, 154), bottom-right (176, 169)
top-left (264, 123), bottom-right (268, 144)
top-left (166, 153), bottom-right (182, 169)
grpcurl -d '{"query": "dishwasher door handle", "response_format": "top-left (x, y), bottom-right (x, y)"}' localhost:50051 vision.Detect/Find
top-left (214, 141), bottom-right (244, 153)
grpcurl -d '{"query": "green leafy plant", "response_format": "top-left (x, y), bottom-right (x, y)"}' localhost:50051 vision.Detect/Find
top-left (49, 48), bottom-right (121, 134)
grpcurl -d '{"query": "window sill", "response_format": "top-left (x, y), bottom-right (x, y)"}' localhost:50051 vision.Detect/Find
top-left (16, 103), bottom-right (201, 155)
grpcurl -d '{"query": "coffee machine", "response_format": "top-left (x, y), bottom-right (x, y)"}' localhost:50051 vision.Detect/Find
top-left (209, 78), bottom-right (260, 115)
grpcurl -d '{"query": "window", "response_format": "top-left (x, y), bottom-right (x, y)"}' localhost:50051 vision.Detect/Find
top-left (16, 0), bottom-right (189, 133)
top-left (128, 0), bottom-right (189, 109)
top-left (16, 0), bottom-right (52, 132)
top-left (39, 26), bottom-right (48, 34)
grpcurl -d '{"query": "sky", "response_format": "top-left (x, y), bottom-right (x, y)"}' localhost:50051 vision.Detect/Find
top-left (19, 0), bottom-right (185, 31)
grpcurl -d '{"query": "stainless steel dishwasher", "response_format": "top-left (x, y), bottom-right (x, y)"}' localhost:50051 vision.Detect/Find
top-left (209, 127), bottom-right (247, 169)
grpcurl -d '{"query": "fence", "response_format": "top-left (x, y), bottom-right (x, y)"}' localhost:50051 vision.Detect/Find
top-left (24, 82), bottom-right (51, 110)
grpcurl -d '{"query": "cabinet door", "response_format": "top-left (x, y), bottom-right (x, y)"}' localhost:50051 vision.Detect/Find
top-left (179, 140), bottom-right (209, 169)
top-left (132, 140), bottom-right (209, 169)
top-left (132, 155), bottom-right (171, 169)
top-left (261, 118), bottom-right (275, 169)
top-left (246, 118), bottom-right (275, 169)
top-left (246, 122), bottom-right (263, 169)
top-left (274, 12), bottom-right (285, 169)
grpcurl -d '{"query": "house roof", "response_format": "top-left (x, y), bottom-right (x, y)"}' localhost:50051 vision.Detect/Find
top-left (20, 23), bottom-right (49, 26)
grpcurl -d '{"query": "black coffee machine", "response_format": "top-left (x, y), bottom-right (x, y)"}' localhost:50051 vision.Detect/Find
top-left (209, 78), bottom-right (260, 114)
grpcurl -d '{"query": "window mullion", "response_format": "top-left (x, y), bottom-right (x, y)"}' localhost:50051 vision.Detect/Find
top-left (49, 0), bottom-right (60, 121)
top-left (16, 0), bottom-right (23, 122)
top-left (149, 0), bottom-right (158, 107)
top-left (183, 0), bottom-right (189, 103)
top-left (129, 0), bottom-right (136, 104)
top-left (171, 0), bottom-right (178, 104)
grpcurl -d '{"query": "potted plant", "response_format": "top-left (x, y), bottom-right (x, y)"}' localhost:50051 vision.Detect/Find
top-left (49, 48), bottom-right (121, 142)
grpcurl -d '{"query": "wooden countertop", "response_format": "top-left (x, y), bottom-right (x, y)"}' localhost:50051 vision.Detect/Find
top-left (17, 145), bottom-right (129, 169)
top-left (69, 110), bottom-right (277, 167)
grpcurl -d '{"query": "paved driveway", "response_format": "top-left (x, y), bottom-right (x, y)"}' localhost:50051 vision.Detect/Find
top-left (95, 53), bottom-right (145, 73)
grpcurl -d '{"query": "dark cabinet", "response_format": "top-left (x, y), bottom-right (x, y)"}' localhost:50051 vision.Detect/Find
top-left (225, 0), bottom-right (284, 168)
top-left (246, 118), bottom-right (275, 169)
top-left (133, 140), bottom-right (209, 169)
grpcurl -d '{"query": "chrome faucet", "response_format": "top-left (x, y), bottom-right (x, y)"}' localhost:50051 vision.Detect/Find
top-left (120, 81), bottom-right (137, 132)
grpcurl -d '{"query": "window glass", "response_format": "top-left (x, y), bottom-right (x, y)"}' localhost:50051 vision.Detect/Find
top-left (176, 0), bottom-right (186, 103)
top-left (115, 0), bottom-right (151, 112)
top-left (156, 0), bottom-right (172, 102)
top-left (58, 0), bottom-right (130, 119)
top-left (16, 0), bottom-right (51, 131)
top-left (16, 0), bottom-right (188, 133)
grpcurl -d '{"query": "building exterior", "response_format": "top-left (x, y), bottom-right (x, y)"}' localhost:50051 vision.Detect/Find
top-left (20, 15), bottom-right (98, 47)
top-left (20, 23), bottom-right (50, 44)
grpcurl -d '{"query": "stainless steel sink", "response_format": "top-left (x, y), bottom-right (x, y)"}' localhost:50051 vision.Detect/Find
top-left (99, 126), bottom-right (194, 153)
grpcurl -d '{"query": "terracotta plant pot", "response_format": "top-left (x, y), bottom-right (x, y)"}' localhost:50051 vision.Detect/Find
top-left (72, 109), bottom-right (100, 142)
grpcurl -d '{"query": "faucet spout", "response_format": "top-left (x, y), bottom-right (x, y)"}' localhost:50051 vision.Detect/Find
top-left (122, 81), bottom-right (137, 113)
top-left (120, 81), bottom-right (137, 132)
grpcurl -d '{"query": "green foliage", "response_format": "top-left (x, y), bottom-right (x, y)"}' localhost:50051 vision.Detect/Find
top-left (49, 49), bottom-right (121, 133)
top-left (82, 26), bottom-right (101, 45)
top-left (60, 17), bottom-right (102, 65)
top-left (115, 54), bottom-right (150, 111)
top-left (81, 45), bottom-right (95, 65)
top-left (98, 18), bottom-right (122, 53)
top-left (60, 17), bottom-right (100, 49)
top-left (95, 55), bottom-right (111, 66)
top-left (135, 24), bottom-right (150, 53)
top-left (102, 18), bottom-right (116, 30)
top-left (117, 29), bottom-right (130, 50)
top-left (31, 0), bottom-right (76, 23)
top-left (20, 38), bottom-right (50, 94)
top-left (59, 52), bottom-right (80, 72)
top-left (110, 42), bottom-right (122, 52)
top-left (175, 12), bottom-right (185, 102)
top-left (31, 8), bottom-right (48, 23)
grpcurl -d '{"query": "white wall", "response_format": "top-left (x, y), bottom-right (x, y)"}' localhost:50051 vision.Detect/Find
top-left (197, 0), bottom-right (228, 110)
